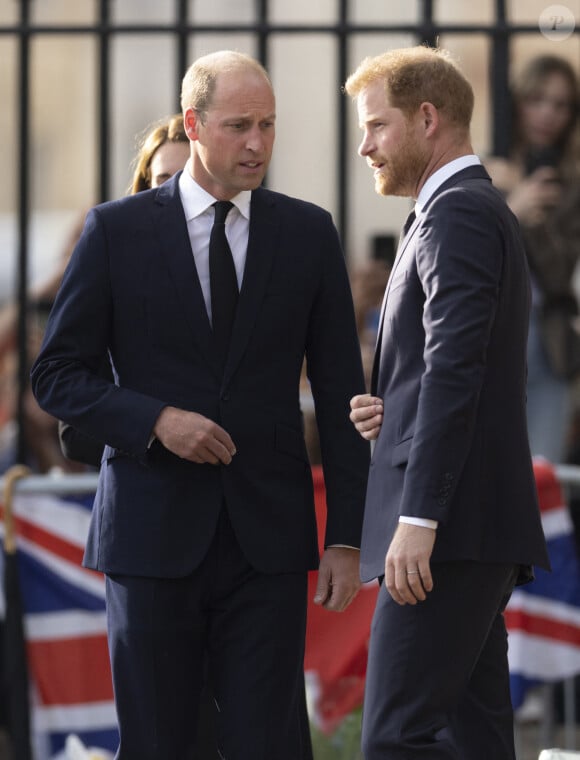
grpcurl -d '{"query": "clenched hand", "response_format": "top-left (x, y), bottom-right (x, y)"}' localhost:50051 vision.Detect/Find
top-left (153, 406), bottom-right (236, 465)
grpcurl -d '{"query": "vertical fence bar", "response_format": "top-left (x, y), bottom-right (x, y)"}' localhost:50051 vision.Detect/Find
top-left (98, 0), bottom-right (110, 202)
top-left (256, 0), bottom-right (268, 69)
top-left (491, 0), bottom-right (511, 156)
top-left (420, 0), bottom-right (437, 47)
top-left (16, 0), bottom-right (31, 464)
top-left (176, 0), bottom-right (188, 111)
top-left (337, 0), bottom-right (348, 253)
top-left (255, 0), bottom-right (269, 190)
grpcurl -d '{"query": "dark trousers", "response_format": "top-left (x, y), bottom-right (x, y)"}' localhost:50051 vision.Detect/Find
top-left (362, 561), bottom-right (518, 760)
top-left (105, 508), bottom-right (311, 760)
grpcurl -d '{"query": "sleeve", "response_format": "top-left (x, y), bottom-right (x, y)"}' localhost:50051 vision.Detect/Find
top-left (30, 207), bottom-right (166, 457)
top-left (58, 420), bottom-right (104, 468)
top-left (399, 189), bottom-right (504, 523)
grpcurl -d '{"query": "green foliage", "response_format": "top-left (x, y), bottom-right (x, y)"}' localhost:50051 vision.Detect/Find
top-left (310, 707), bottom-right (363, 760)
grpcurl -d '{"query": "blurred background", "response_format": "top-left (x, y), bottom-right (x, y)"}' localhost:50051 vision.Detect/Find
top-left (1, 0), bottom-right (578, 467)
top-left (0, 0), bottom-right (578, 487)
top-left (1, 3), bottom-right (580, 759)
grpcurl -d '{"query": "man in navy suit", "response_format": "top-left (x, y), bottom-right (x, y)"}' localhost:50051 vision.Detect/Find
top-left (31, 51), bottom-right (369, 759)
top-left (346, 47), bottom-right (550, 759)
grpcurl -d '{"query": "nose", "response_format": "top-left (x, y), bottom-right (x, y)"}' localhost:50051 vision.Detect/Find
top-left (246, 125), bottom-right (264, 152)
top-left (358, 130), bottom-right (373, 157)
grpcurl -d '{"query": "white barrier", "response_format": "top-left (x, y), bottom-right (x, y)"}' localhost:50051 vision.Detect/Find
top-left (0, 472), bottom-right (99, 496)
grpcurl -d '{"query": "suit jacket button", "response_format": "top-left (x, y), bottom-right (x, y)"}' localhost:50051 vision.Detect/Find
top-left (221, 393), bottom-right (230, 402)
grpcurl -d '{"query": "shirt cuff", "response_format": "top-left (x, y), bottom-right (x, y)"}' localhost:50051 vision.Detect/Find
top-left (326, 545), bottom-right (360, 551)
top-left (399, 516), bottom-right (438, 530)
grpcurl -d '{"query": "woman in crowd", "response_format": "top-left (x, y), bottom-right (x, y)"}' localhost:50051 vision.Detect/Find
top-left (486, 55), bottom-right (580, 464)
top-left (130, 112), bottom-right (189, 193)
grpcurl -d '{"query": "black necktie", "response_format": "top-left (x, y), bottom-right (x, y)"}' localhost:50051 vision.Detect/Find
top-left (209, 201), bottom-right (238, 368)
top-left (401, 209), bottom-right (416, 241)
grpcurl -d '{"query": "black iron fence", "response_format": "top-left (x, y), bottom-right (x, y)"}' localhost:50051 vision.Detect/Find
top-left (1, 0), bottom-right (578, 460)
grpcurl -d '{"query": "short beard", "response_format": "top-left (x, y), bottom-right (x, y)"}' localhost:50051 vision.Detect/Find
top-left (374, 131), bottom-right (427, 198)
top-left (375, 171), bottom-right (407, 197)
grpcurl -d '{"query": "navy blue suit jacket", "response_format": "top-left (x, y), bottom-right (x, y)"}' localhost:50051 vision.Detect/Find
top-left (31, 174), bottom-right (369, 578)
top-left (361, 165), bottom-right (549, 582)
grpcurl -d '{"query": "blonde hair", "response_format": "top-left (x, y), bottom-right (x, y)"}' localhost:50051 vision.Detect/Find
top-left (180, 50), bottom-right (272, 120)
top-left (345, 46), bottom-right (473, 130)
top-left (130, 113), bottom-right (188, 194)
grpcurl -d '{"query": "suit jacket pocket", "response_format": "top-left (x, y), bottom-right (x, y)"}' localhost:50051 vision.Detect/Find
top-left (392, 436), bottom-right (413, 467)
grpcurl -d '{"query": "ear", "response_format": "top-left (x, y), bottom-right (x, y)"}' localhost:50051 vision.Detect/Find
top-left (419, 102), bottom-right (439, 138)
top-left (184, 107), bottom-right (200, 141)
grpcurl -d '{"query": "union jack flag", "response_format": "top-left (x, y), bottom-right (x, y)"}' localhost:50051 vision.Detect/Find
top-left (0, 489), bottom-right (118, 759)
top-left (505, 458), bottom-right (580, 709)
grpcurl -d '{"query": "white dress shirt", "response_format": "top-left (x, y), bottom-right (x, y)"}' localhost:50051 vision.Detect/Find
top-left (399, 155), bottom-right (481, 532)
top-left (178, 161), bottom-right (252, 325)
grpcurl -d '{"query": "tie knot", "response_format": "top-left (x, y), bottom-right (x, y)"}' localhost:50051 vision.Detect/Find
top-left (213, 201), bottom-right (234, 225)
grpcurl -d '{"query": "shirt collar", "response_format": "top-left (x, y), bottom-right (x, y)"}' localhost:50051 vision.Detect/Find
top-left (415, 155), bottom-right (481, 215)
top-left (178, 160), bottom-right (252, 221)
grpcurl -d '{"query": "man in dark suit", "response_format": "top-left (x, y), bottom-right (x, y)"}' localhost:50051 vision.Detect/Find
top-left (31, 50), bottom-right (369, 759)
top-left (346, 46), bottom-right (550, 759)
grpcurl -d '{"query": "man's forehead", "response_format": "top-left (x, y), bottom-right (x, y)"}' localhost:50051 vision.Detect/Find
top-left (206, 101), bottom-right (276, 120)
top-left (209, 73), bottom-right (274, 109)
top-left (213, 68), bottom-right (271, 94)
top-left (357, 85), bottom-right (398, 119)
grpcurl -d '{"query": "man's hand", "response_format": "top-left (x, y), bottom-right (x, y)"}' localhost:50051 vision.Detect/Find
top-left (153, 406), bottom-right (236, 464)
top-left (350, 394), bottom-right (383, 440)
top-left (313, 547), bottom-right (361, 612)
top-left (385, 522), bottom-right (435, 606)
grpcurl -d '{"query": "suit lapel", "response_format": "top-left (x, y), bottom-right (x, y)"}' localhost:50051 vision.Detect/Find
top-left (371, 210), bottom-right (420, 393)
top-left (371, 164), bottom-right (492, 394)
top-left (223, 187), bottom-right (278, 383)
top-left (381, 212), bottom-right (420, 317)
top-left (151, 174), bottom-right (221, 378)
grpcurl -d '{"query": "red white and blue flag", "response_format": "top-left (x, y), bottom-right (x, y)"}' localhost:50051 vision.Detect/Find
top-left (505, 458), bottom-right (580, 709)
top-left (3, 459), bottom-right (580, 753)
top-left (306, 459), bottom-right (580, 725)
top-left (0, 490), bottom-right (118, 759)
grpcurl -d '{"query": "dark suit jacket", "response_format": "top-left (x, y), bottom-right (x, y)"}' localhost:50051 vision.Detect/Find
top-left (31, 174), bottom-right (369, 578)
top-left (361, 165), bottom-right (549, 582)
